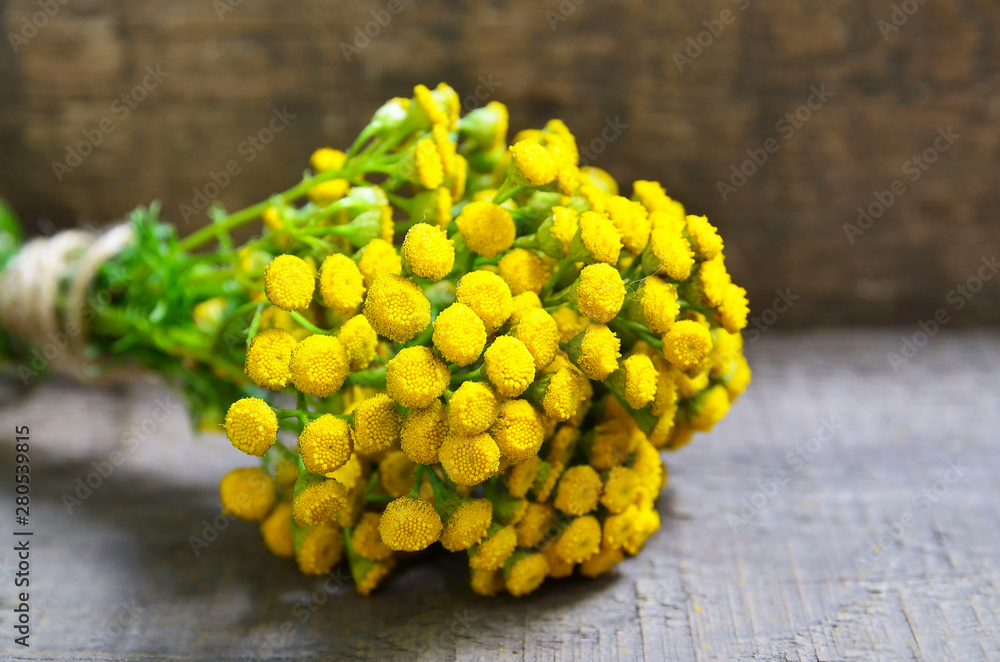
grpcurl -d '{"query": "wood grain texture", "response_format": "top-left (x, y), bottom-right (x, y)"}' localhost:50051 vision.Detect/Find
top-left (0, 331), bottom-right (998, 661)
top-left (0, 1), bottom-right (998, 327)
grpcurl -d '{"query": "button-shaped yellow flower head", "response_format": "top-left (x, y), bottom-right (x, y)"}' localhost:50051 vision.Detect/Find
top-left (337, 314), bottom-right (378, 371)
top-left (292, 477), bottom-right (347, 526)
top-left (448, 381), bottom-right (499, 436)
top-left (319, 253), bottom-right (366, 315)
top-left (289, 334), bottom-right (349, 397)
top-left (662, 319), bottom-right (712, 371)
top-left (296, 522), bottom-right (344, 575)
top-left (513, 307), bottom-right (559, 370)
top-left (400, 399), bottom-right (450, 464)
top-left (220, 467), bottom-right (276, 521)
top-left (553, 514), bottom-right (602, 564)
top-left (439, 497), bottom-right (493, 552)
top-left (433, 302), bottom-right (487, 366)
top-left (385, 346), bottom-right (450, 409)
top-left (401, 222), bottom-right (455, 281)
top-left (469, 524), bottom-right (517, 570)
top-left (508, 140), bottom-right (557, 186)
top-left (352, 394), bottom-right (401, 454)
top-left (297, 414), bottom-right (353, 475)
top-left (623, 354), bottom-right (658, 410)
top-left (362, 274), bottom-right (431, 343)
top-left (554, 465), bottom-right (602, 515)
top-left (568, 324), bottom-right (621, 381)
top-left (574, 211), bottom-right (622, 264)
top-left (378, 496), bottom-right (442, 552)
top-left (357, 238), bottom-right (402, 288)
top-left (455, 201), bottom-right (516, 258)
top-left (455, 270), bottom-right (513, 335)
top-left (505, 551), bottom-right (550, 597)
top-left (264, 254), bottom-right (315, 311)
top-left (483, 336), bottom-right (535, 398)
top-left (245, 328), bottom-right (296, 390)
top-left (224, 397), bottom-right (278, 457)
top-left (439, 432), bottom-right (501, 487)
top-left (575, 263), bottom-right (625, 324)
top-left (498, 248), bottom-right (550, 296)
top-left (489, 399), bottom-right (545, 465)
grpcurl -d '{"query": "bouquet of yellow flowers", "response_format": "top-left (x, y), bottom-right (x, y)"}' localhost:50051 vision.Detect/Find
top-left (0, 83), bottom-right (750, 597)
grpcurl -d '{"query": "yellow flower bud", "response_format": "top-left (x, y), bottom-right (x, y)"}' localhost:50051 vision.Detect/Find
top-left (289, 334), bottom-right (349, 397)
top-left (575, 263), bottom-right (625, 324)
top-left (400, 399), bottom-right (450, 464)
top-left (553, 515), bottom-right (602, 564)
top-left (513, 307), bottom-right (559, 370)
top-left (569, 324), bottom-right (621, 381)
top-left (378, 496), bottom-right (442, 552)
top-left (264, 254), bottom-right (315, 311)
top-left (646, 224), bottom-right (695, 281)
top-left (220, 467), bottom-right (276, 521)
top-left (379, 450), bottom-right (416, 498)
top-left (352, 512), bottom-right (394, 561)
top-left (401, 223), bottom-right (454, 281)
top-left (439, 432), bottom-right (501, 487)
top-left (662, 320), bottom-right (713, 371)
top-left (224, 397), bottom-right (278, 457)
top-left (579, 542), bottom-right (624, 578)
top-left (363, 274), bottom-right (431, 343)
top-left (357, 238), bottom-right (403, 288)
top-left (553, 465), bottom-right (602, 515)
top-left (543, 540), bottom-right (575, 578)
top-left (433, 302), bottom-right (487, 366)
top-left (509, 140), bottom-right (557, 186)
top-left (691, 384), bottom-right (731, 432)
top-left (607, 195), bottom-right (651, 254)
top-left (632, 180), bottom-right (670, 212)
top-left (498, 248), bottom-right (550, 296)
top-left (319, 253), bottom-right (366, 315)
top-left (439, 497), bottom-right (493, 552)
top-left (506, 455), bottom-right (541, 498)
top-left (432, 123), bottom-right (456, 175)
top-left (639, 276), bottom-right (679, 333)
top-left (574, 210), bottom-right (622, 264)
top-left (551, 305), bottom-right (587, 343)
top-left (310, 147), bottom-right (346, 172)
top-left (490, 399), bottom-right (545, 465)
top-left (504, 551), bottom-right (550, 597)
top-left (456, 270), bottom-right (513, 335)
top-left (455, 200), bottom-right (516, 258)
top-left (385, 346), bottom-right (450, 408)
top-left (600, 466), bottom-right (642, 514)
top-left (352, 394), bottom-right (401, 455)
top-left (337, 314), bottom-right (378, 371)
top-left (414, 137), bottom-right (444, 190)
top-left (293, 478), bottom-right (347, 526)
top-left (414, 83), bottom-right (450, 126)
top-left (718, 283), bottom-right (749, 333)
top-left (470, 524), bottom-right (517, 570)
top-left (483, 336), bottom-right (535, 398)
top-left (623, 354), bottom-right (658, 410)
top-left (245, 328), bottom-right (296, 390)
top-left (448, 381), bottom-right (499, 435)
top-left (470, 568), bottom-right (506, 597)
top-left (260, 501), bottom-right (294, 558)
top-left (514, 502), bottom-right (555, 548)
top-left (510, 291), bottom-right (543, 324)
top-left (685, 214), bottom-right (723, 260)
top-left (296, 522), bottom-right (344, 575)
top-left (298, 414), bottom-right (353, 475)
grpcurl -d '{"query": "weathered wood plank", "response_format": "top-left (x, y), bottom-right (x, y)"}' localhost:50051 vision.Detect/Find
top-left (0, 330), bottom-right (999, 660)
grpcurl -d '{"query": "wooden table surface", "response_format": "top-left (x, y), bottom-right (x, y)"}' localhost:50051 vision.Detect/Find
top-left (0, 330), bottom-right (998, 661)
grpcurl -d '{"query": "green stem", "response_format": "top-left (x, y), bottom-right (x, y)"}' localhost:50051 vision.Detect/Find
top-left (289, 311), bottom-right (333, 335)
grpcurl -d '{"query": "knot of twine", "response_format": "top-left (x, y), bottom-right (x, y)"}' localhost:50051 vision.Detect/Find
top-left (0, 224), bottom-right (134, 378)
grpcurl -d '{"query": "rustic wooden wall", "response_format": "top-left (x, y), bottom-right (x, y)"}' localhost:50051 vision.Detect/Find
top-left (0, 0), bottom-right (998, 326)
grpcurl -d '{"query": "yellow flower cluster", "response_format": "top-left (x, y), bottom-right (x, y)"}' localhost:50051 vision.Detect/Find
top-left (219, 83), bottom-right (750, 597)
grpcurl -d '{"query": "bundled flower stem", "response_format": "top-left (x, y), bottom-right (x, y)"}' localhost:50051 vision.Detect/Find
top-left (0, 83), bottom-right (751, 597)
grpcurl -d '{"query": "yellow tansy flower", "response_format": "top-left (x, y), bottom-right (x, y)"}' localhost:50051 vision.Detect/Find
top-left (515, 502), bottom-right (555, 548)
top-left (579, 542), bottom-right (624, 578)
top-left (623, 354), bottom-right (658, 409)
top-left (455, 270), bottom-right (513, 334)
top-left (401, 223), bottom-right (454, 281)
top-left (292, 477), bottom-right (347, 526)
top-left (220, 467), bottom-right (276, 521)
top-left (337, 314), bottom-right (378, 371)
top-left (298, 414), bottom-right (353, 475)
top-left (632, 180), bottom-right (670, 212)
top-left (553, 465), bottom-right (602, 515)
top-left (506, 455), bottom-right (542, 498)
top-left (685, 214), bottom-right (724, 260)
top-left (439, 432), bottom-right (501, 487)
top-left (363, 274), bottom-right (431, 342)
top-left (414, 137), bottom-right (444, 190)
top-left (224, 397), bottom-right (278, 457)
top-left (498, 248), bottom-right (550, 296)
top-left (400, 399), bottom-right (450, 464)
top-left (513, 307), bottom-right (559, 370)
top-left (483, 336), bottom-right (536, 398)
top-left (357, 238), bottom-right (402, 288)
top-left (568, 324), bottom-right (621, 381)
top-left (245, 328), bottom-right (296, 390)
top-left (490, 399), bottom-right (545, 465)
top-left (378, 496), bottom-right (442, 551)
top-left (352, 512), bottom-right (393, 561)
top-left (379, 450), bottom-right (416, 498)
top-left (718, 283), bottom-right (750, 333)
top-left (509, 140), bottom-right (557, 186)
top-left (510, 291), bottom-right (543, 324)
top-left (432, 302), bottom-right (487, 366)
top-left (505, 551), bottom-right (550, 597)
top-left (607, 195), bottom-right (651, 254)
top-left (296, 522), bottom-right (344, 575)
top-left (600, 466), bottom-right (642, 514)
top-left (319, 253), bottom-right (366, 315)
top-left (455, 200), bottom-right (516, 258)
top-left (439, 497), bottom-right (493, 552)
top-left (352, 394), bottom-right (401, 454)
top-left (289, 334), bottom-right (349, 397)
top-left (260, 501), bottom-right (294, 558)
top-left (573, 210), bottom-right (622, 264)
top-left (385, 346), bottom-right (450, 408)
top-left (638, 276), bottom-right (679, 333)
top-left (662, 320), bottom-right (713, 371)
top-left (575, 263), bottom-right (625, 323)
top-left (469, 524), bottom-right (517, 570)
top-left (264, 255), bottom-right (315, 311)
top-left (646, 225), bottom-right (695, 281)
top-left (553, 515), bottom-right (602, 564)
top-left (448, 381), bottom-right (499, 435)
top-left (691, 385), bottom-right (731, 432)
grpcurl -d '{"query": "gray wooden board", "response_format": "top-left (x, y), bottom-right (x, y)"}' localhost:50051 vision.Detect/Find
top-left (0, 330), bottom-right (997, 661)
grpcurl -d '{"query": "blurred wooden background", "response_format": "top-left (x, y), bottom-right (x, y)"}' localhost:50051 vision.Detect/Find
top-left (0, 0), bottom-right (998, 326)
